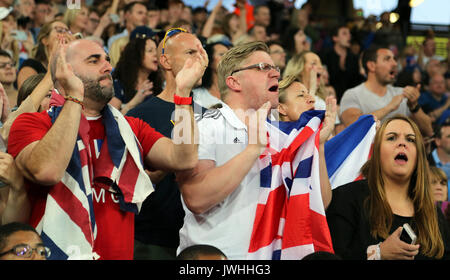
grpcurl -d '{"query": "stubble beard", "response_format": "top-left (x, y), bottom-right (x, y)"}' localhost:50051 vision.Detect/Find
top-left (78, 74), bottom-right (114, 103)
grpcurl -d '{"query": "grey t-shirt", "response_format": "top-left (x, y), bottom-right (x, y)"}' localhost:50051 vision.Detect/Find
top-left (339, 83), bottom-right (410, 122)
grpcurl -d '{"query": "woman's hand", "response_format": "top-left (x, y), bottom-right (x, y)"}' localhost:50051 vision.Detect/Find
top-left (0, 152), bottom-right (24, 191)
top-left (0, 83), bottom-right (10, 123)
top-left (136, 80), bottom-right (154, 99)
top-left (319, 96), bottom-right (337, 144)
top-left (379, 227), bottom-right (420, 260)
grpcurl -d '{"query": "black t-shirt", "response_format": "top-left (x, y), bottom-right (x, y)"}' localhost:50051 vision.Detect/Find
top-left (326, 179), bottom-right (450, 260)
top-left (320, 49), bottom-right (364, 104)
top-left (127, 96), bottom-right (206, 248)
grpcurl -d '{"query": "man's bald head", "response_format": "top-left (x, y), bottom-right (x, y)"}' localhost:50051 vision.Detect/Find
top-left (164, 32), bottom-right (196, 55)
top-left (159, 32), bottom-right (202, 70)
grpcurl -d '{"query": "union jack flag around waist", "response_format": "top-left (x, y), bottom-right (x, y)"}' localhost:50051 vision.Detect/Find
top-left (248, 111), bottom-right (376, 260)
top-left (37, 104), bottom-right (153, 260)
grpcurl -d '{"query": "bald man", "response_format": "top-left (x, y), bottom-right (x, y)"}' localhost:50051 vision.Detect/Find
top-left (126, 30), bottom-right (209, 259)
top-left (157, 30), bottom-right (206, 103)
top-left (7, 39), bottom-right (207, 259)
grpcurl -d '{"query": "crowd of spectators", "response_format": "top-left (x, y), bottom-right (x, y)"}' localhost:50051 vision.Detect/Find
top-left (0, 0), bottom-right (449, 260)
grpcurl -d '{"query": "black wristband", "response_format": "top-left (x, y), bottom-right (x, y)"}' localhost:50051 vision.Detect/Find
top-left (410, 103), bottom-right (421, 113)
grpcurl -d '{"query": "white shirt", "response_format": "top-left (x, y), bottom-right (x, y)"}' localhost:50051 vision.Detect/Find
top-left (177, 103), bottom-right (260, 260)
top-left (192, 87), bottom-right (224, 109)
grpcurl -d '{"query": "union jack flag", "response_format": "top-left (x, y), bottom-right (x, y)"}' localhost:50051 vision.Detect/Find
top-left (248, 111), bottom-right (376, 260)
top-left (36, 104), bottom-right (153, 260)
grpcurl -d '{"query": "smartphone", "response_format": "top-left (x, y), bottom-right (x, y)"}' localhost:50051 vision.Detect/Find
top-left (400, 223), bottom-right (417, 245)
top-left (10, 30), bottom-right (28, 41)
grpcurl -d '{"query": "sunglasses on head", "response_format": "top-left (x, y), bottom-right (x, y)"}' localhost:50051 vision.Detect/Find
top-left (161, 27), bottom-right (188, 55)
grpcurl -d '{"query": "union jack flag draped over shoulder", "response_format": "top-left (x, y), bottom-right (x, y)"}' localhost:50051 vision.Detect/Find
top-left (248, 111), bottom-right (376, 260)
top-left (37, 103), bottom-right (153, 260)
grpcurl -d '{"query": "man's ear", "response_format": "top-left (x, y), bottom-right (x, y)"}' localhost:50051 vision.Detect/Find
top-left (225, 75), bottom-right (241, 92)
top-left (367, 60), bottom-right (376, 73)
top-left (331, 35), bottom-right (337, 43)
top-left (159, 54), bottom-right (171, 71)
top-left (435, 137), bottom-right (441, 148)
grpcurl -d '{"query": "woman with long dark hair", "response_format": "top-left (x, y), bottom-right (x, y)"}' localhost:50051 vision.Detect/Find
top-left (110, 27), bottom-right (163, 115)
top-left (327, 115), bottom-right (450, 259)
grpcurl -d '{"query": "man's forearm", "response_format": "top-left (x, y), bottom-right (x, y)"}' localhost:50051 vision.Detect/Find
top-left (410, 109), bottom-right (433, 137)
top-left (21, 101), bottom-right (82, 184)
top-left (179, 145), bottom-right (261, 215)
top-left (171, 104), bottom-right (198, 170)
top-left (2, 185), bottom-right (29, 224)
top-left (370, 104), bottom-right (395, 123)
top-left (319, 144), bottom-right (332, 209)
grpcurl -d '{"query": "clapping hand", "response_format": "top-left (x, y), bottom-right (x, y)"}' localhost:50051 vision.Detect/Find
top-left (50, 38), bottom-right (84, 99)
top-left (0, 152), bottom-right (23, 191)
top-left (319, 96), bottom-right (337, 144)
top-left (403, 84), bottom-right (421, 108)
top-left (0, 83), bottom-right (10, 123)
top-left (245, 101), bottom-right (271, 151)
top-left (175, 42), bottom-right (209, 97)
top-left (309, 68), bottom-right (318, 96)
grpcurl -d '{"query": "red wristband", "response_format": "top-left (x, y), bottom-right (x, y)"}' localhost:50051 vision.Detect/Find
top-left (174, 94), bottom-right (192, 105)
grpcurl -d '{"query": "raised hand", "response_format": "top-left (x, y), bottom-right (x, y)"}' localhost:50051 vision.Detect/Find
top-left (320, 96), bottom-right (337, 144)
top-left (309, 68), bottom-right (318, 96)
top-left (175, 42), bottom-right (209, 97)
top-left (50, 38), bottom-right (84, 99)
top-left (0, 152), bottom-right (23, 191)
top-left (245, 101), bottom-right (271, 150)
top-left (0, 83), bottom-right (10, 123)
top-left (403, 84), bottom-right (421, 108)
top-left (213, 0), bottom-right (223, 12)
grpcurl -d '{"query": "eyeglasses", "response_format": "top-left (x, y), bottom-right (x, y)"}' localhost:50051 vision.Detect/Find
top-left (53, 26), bottom-right (72, 35)
top-left (231, 62), bottom-right (280, 76)
top-left (0, 62), bottom-right (14, 69)
top-left (0, 244), bottom-right (51, 259)
top-left (161, 27), bottom-right (188, 55)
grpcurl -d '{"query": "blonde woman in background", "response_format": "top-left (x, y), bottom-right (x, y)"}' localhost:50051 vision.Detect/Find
top-left (63, 4), bottom-right (89, 38)
top-left (429, 166), bottom-right (449, 214)
top-left (0, 12), bottom-right (21, 68)
top-left (17, 20), bottom-right (73, 89)
top-left (283, 50), bottom-right (342, 133)
top-left (283, 51), bottom-right (328, 108)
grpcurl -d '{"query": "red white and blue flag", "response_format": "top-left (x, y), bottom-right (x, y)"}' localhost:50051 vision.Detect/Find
top-left (248, 111), bottom-right (375, 260)
top-left (37, 104), bottom-right (153, 260)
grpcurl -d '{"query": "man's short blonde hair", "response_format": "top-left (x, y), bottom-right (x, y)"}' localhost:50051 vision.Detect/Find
top-left (217, 41), bottom-right (269, 101)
